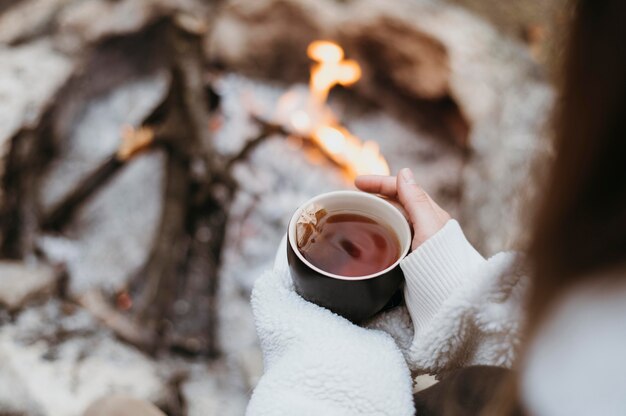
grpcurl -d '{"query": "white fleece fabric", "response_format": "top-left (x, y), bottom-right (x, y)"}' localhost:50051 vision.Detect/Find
top-left (399, 220), bottom-right (527, 374)
top-left (248, 236), bottom-right (415, 416)
top-left (247, 220), bottom-right (528, 415)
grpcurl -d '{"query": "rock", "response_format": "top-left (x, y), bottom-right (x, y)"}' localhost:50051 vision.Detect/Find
top-left (0, 300), bottom-right (169, 416)
top-left (384, 0), bottom-right (554, 253)
top-left (207, 0), bottom-right (450, 99)
top-left (0, 40), bottom-right (73, 206)
top-left (235, 346), bottom-right (264, 392)
top-left (0, 0), bottom-right (210, 47)
top-left (57, 0), bottom-right (164, 45)
top-left (0, 40), bottom-right (72, 142)
top-left (83, 394), bottom-right (165, 416)
top-left (61, 0), bottom-right (214, 56)
top-left (0, 261), bottom-right (60, 312)
top-left (0, 0), bottom-right (69, 45)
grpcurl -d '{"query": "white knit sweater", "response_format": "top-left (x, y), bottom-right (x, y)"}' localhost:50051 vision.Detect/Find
top-left (247, 220), bottom-right (626, 415)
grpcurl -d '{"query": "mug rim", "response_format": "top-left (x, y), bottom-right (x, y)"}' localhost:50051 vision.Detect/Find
top-left (288, 190), bottom-right (412, 281)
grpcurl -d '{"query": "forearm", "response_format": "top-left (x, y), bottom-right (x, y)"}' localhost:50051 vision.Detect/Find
top-left (401, 220), bottom-right (486, 335)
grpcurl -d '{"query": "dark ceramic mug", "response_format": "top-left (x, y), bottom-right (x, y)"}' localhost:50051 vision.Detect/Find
top-left (287, 191), bottom-right (412, 323)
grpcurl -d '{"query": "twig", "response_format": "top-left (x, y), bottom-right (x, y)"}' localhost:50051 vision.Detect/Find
top-left (246, 115), bottom-right (348, 174)
top-left (225, 117), bottom-right (287, 170)
top-left (41, 155), bottom-right (123, 231)
top-left (41, 127), bottom-right (157, 232)
top-left (79, 290), bottom-right (154, 352)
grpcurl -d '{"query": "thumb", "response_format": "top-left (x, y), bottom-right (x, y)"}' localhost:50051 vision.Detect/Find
top-left (396, 168), bottom-right (449, 249)
top-left (396, 168), bottom-right (431, 227)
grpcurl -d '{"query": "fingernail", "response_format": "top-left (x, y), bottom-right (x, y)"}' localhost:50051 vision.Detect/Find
top-left (400, 168), bottom-right (416, 184)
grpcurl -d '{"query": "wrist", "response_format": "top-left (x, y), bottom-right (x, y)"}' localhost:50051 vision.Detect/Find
top-left (400, 220), bottom-right (485, 335)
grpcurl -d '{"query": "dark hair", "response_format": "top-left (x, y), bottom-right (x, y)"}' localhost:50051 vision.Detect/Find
top-left (527, 0), bottom-right (626, 329)
top-left (481, 1), bottom-right (626, 414)
top-left (412, 2), bottom-right (626, 413)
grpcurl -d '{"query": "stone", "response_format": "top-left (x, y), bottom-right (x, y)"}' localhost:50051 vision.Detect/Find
top-left (0, 0), bottom-right (69, 45)
top-left (414, 374), bottom-right (438, 393)
top-left (0, 261), bottom-right (59, 312)
top-left (235, 346), bottom-right (264, 392)
top-left (0, 40), bottom-right (72, 141)
top-left (0, 0), bottom-right (210, 47)
top-left (83, 394), bottom-right (165, 416)
top-left (0, 40), bottom-right (73, 206)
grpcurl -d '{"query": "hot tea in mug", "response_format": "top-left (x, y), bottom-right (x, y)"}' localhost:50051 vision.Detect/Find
top-left (287, 191), bottom-right (411, 322)
top-left (297, 210), bottom-right (401, 277)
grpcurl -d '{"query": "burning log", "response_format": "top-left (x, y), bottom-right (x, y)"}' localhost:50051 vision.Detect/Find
top-left (270, 41), bottom-right (390, 180)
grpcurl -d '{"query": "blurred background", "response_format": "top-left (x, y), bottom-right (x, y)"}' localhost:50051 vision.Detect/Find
top-left (0, 0), bottom-right (565, 414)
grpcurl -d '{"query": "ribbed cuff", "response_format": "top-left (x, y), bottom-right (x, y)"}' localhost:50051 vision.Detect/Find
top-left (401, 220), bottom-right (485, 335)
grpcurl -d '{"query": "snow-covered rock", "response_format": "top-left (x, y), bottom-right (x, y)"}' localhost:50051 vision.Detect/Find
top-left (0, 261), bottom-right (60, 312)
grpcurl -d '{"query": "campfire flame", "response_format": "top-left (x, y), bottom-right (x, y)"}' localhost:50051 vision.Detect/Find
top-left (308, 40), bottom-right (361, 104)
top-left (277, 40), bottom-right (389, 179)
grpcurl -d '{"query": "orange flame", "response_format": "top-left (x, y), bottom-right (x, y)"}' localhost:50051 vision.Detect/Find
top-left (307, 41), bottom-right (362, 104)
top-left (312, 124), bottom-right (389, 178)
top-left (278, 41), bottom-right (389, 179)
top-left (117, 124), bottom-right (154, 161)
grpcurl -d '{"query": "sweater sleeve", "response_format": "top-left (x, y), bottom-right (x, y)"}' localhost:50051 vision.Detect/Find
top-left (401, 220), bottom-right (486, 335)
top-left (398, 220), bottom-right (528, 375)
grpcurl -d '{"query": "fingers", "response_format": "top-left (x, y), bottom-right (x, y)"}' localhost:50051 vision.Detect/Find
top-left (357, 169), bottom-right (450, 250)
top-left (355, 175), bottom-right (397, 197)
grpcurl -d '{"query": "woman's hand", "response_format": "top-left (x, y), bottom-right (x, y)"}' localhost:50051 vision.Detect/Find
top-left (355, 168), bottom-right (450, 250)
